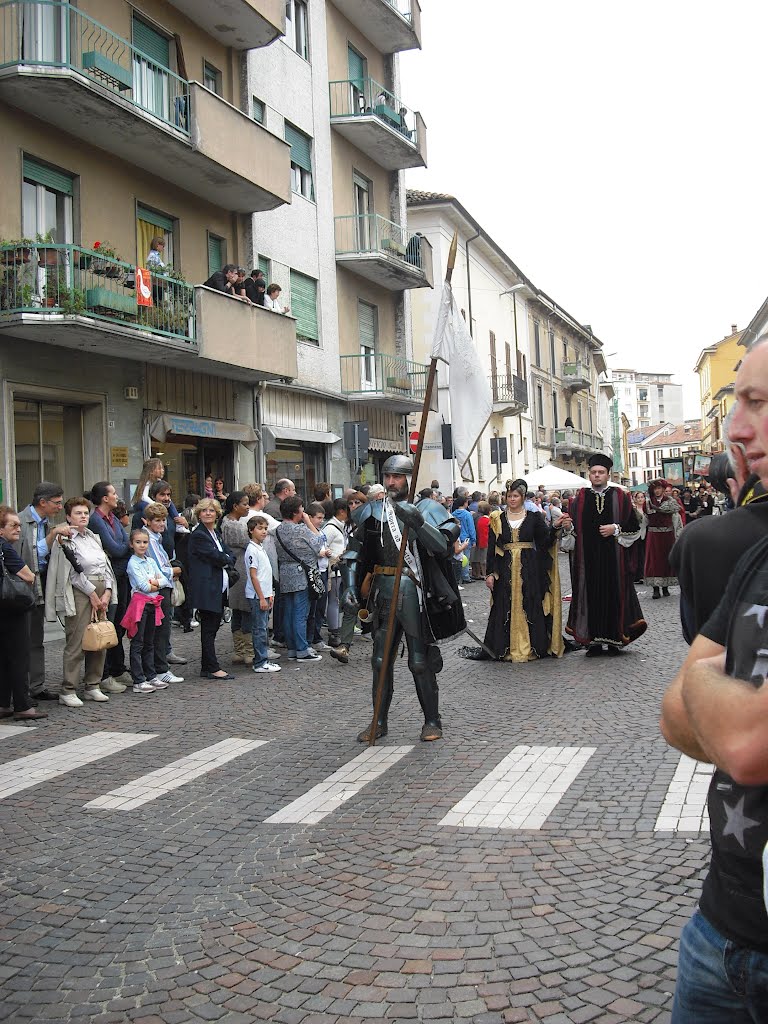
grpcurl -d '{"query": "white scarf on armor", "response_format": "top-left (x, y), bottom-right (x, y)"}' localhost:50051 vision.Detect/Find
top-left (384, 497), bottom-right (424, 608)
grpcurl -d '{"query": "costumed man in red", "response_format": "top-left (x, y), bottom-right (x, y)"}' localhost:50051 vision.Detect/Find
top-left (562, 453), bottom-right (647, 656)
top-left (644, 479), bottom-right (682, 599)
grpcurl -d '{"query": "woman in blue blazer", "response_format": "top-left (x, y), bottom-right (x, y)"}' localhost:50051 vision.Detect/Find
top-left (187, 499), bottom-right (236, 679)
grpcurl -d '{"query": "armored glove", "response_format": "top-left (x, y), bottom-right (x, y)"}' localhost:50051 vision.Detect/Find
top-left (393, 501), bottom-right (424, 531)
top-left (340, 586), bottom-right (360, 613)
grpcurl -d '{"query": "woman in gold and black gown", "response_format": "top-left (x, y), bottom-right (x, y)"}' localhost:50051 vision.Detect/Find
top-left (483, 479), bottom-right (564, 661)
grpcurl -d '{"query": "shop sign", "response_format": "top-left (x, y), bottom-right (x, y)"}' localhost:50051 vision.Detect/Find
top-left (168, 416), bottom-right (218, 437)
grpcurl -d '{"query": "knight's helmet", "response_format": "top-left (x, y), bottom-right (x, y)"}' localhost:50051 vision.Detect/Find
top-left (382, 454), bottom-right (414, 477)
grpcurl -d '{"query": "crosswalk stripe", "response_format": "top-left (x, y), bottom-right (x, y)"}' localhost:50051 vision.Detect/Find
top-left (654, 754), bottom-right (713, 832)
top-left (440, 745), bottom-right (596, 829)
top-left (265, 744), bottom-right (413, 825)
top-left (0, 724), bottom-right (36, 741)
top-left (85, 738), bottom-right (270, 810)
top-left (0, 731), bottom-right (155, 800)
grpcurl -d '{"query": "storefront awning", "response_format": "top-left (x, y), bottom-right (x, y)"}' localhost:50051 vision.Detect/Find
top-left (368, 437), bottom-right (402, 453)
top-left (150, 414), bottom-right (259, 451)
top-left (262, 425), bottom-right (341, 450)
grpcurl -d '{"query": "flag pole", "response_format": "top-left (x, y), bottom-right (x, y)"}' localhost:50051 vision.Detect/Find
top-left (367, 232), bottom-right (459, 746)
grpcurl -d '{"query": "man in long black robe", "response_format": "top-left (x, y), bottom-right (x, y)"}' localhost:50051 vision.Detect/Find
top-left (564, 454), bottom-right (646, 656)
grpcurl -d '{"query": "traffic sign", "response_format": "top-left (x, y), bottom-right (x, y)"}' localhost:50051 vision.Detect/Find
top-left (409, 431), bottom-right (419, 454)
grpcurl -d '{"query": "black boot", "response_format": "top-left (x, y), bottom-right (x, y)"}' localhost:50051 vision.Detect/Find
top-left (662, 587), bottom-right (670, 597)
top-left (585, 644), bottom-right (604, 657)
top-left (652, 587), bottom-right (661, 599)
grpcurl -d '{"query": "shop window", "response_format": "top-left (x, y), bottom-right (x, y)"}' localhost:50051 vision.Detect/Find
top-left (13, 399), bottom-right (83, 505)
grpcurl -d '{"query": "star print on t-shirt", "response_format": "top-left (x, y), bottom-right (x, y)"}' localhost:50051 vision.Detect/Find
top-left (722, 795), bottom-right (761, 849)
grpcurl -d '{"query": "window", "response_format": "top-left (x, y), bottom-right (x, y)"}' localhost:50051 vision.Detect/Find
top-left (353, 171), bottom-right (372, 249)
top-left (549, 330), bottom-right (556, 373)
top-left (645, 450), bottom-right (651, 467)
top-left (22, 156), bottom-right (74, 243)
top-left (132, 17), bottom-right (172, 121)
top-left (347, 46), bottom-right (366, 114)
top-left (533, 321), bottom-right (541, 366)
top-left (207, 233), bottom-right (224, 276)
top-left (285, 0), bottom-right (309, 60)
top-left (136, 204), bottom-right (175, 267)
top-left (536, 383), bottom-right (544, 427)
top-left (203, 62), bottom-right (222, 96)
top-left (577, 400), bottom-right (583, 430)
top-left (505, 341), bottom-right (513, 381)
top-left (285, 122), bottom-right (313, 200)
top-left (552, 390), bottom-right (559, 430)
top-left (638, 388), bottom-right (648, 402)
top-left (562, 338), bottom-right (568, 362)
top-left (489, 330), bottom-right (497, 381)
top-left (358, 301), bottom-right (377, 389)
top-left (290, 270), bottom-right (318, 344)
top-left (251, 96), bottom-right (265, 124)
top-left (630, 451), bottom-right (638, 467)
top-left (257, 254), bottom-right (270, 281)
top-left (588, 407), bottom-right (593, 433)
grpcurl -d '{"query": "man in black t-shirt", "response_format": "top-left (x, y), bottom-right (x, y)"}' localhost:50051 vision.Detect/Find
top-left (203, 264), bottom-right (239, 296)
top-left (661, 339), bottom-right (768, 1023)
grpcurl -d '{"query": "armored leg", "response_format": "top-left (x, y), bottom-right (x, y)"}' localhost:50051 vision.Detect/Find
top-left (406, 634), bottom-right (443, 741)
top-left (356, 605), bottom-right (402, 742)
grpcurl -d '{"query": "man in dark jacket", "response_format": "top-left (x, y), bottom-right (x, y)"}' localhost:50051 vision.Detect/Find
top-left (89, 480), bottom-right (132, 691)
top-left (203, 264), bottom-right (239, 296)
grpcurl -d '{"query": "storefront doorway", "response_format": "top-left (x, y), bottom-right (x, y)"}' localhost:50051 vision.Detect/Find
top-left (151, 437), bottom-right (234, 505)
top-left (265, 442), bottom-right (325, 503)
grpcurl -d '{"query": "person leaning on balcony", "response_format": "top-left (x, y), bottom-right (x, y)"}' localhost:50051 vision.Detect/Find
top-left (264, 284), bottom-right (290, 314)
top-left (203, 264), bottom-right (244, 300)
top-left (232, 268), bottom-right (253, 304)
top-left (243, 270), bottom-right (263, 305)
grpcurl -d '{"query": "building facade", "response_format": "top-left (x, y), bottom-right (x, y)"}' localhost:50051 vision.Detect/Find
top-left (610, 369), bottom-right (683, 430)
top-left (693, 324), bottom-right (743, 454)
top-left (627, 421), bottom-right (703, 486)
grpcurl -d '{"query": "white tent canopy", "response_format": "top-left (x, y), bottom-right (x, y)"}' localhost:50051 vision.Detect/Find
top-left (523, 464), bottom-right (590, 490)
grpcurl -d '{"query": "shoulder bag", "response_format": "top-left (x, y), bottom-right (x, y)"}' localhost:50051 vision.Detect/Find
top-left (276, 530), bottom-right (325, 597)
top-left (82, 609), bottom-right (118, 652)
top-left (0, 545), bottom-right (34, 612)
top-left (171, 577), bottom-right (186, 607)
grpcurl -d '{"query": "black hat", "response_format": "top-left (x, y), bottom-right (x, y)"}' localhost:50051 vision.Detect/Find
top-left (588, 453), bottom-right (613, 470)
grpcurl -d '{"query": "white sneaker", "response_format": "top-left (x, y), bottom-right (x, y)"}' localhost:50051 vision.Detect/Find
top-left (147, 676), bottom-right (169, 689)
top-left (312, 641), bottom-right (332, 651)
top-left (253, 662), bottom-right (282, 673)
top-left (266, 649), bottom-right (282, 660)
top-left (101, 677), bottom-right (127, 695)
top-left (132, 681), bottom-right (156, 694)
top-left (158, 671), bottom-right (184, 684)
top-left (59, 692), bottom-right (83, 708)
top-left (296, 649), bottom-right (322, 661)
top-left (84, 687), bottom-right (109, 702)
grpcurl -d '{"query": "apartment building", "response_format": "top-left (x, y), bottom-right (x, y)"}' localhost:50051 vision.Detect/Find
top-left (627, 421), bottom-right (703, 486)
top-left (0, 0), bottom-right (295, 507)
top-left (611, 368), bottom-right (683, 429)
top-left (245, 0), bottom-right (430, 495)
top-left (693, 324), bottom-right (743, 453)
top-left (406, 191), bottom-right (608, 490)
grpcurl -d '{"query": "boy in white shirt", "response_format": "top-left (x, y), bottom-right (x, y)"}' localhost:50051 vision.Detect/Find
top-left (245, 516), bottom-right (280, 674)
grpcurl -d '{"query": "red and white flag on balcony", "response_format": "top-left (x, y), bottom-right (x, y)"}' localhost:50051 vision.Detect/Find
top-left (136, 267), bottom-right (153, 307)
top-left (430, 281), bottom-right (492, 481)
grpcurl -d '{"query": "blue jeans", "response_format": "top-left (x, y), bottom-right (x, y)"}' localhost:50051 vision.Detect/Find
top-left (231, 607), bottom-right (252, 635)
top-left (250, 599), bottom-right (270, 668)
top-left (671, 909), bottom-right (768, 1023)
top-left (282, 588), bottom-right (309, 656)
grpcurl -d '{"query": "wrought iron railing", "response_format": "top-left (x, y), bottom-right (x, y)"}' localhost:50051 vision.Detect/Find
top-left (340, 353), bottom-right (428, 401)
top-left (0, 243), bottom-right (196, 343)
top-left (334, 214), bottom-right (431, 276)
top-left (329, 75), bottom-right (420, 148)
top-left (0, 0), bottom-right (190, 134)
top-left (553, 427), bottom-right (604, 451)
top-left (489, 374), bottom-right (528, 408)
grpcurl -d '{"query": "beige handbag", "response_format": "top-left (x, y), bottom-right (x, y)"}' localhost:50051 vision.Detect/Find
top-left (82, 610), bottom-right (118, 652)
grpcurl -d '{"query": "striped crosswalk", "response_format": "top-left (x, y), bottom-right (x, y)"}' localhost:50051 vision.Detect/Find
top-left (0, 731), bottom-right (714, 835)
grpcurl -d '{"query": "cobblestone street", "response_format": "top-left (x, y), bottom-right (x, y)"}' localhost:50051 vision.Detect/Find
top-left (1, 564), bottom-right (705, 1024)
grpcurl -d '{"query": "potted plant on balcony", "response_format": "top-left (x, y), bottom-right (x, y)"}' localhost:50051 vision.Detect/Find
top-left (36, 231), bottom-right (60, 267)
top-left (90, 240), bottom-right (123, 277)
top-left (0, 238), bottom-right (35, 265)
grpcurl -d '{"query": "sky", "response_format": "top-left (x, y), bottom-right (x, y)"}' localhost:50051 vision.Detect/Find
top-left (399, 0), bottom-right (768, 419)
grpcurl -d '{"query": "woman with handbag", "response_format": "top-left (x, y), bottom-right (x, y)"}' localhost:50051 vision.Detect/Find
top-left (187, 498), bottom-right (237, 680)
top-left (44, 497), bottom-right (116, 708)
top-left (275, 495), bottom-right (325, 661)
top-left (0, 506), bottom-right (46, 721)
top-left (220, 491), bottom-right (254, 666)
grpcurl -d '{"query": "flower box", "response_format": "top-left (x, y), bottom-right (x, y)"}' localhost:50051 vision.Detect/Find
top-left (86, 287), bottom-right (137, 318)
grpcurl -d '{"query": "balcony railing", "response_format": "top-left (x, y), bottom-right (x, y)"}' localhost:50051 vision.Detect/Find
top-left (553, 427), bottom-right (604, 451)
top-left (490, 373), bottom-right (528, 408)
top-left (0, 243), bottom-right (196, 343)
top-left (561, 360), bottom-right (592, 386)
top-left (329, 75), bottom-right (421, 149)
top-left (0, 1), bottom-right (190, 135)
top-left (340, 353), bottom-right (428, 402)
top-left (335, 214), bottom-right (430, 273)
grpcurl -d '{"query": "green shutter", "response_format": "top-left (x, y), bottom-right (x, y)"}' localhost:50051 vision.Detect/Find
top-left (252, 97), bottom-right (265, 123)
top-left (284, 123), bottom-right (312, 172)
top-left (137, 205), bottom-right (173, 231)
top-left (207, 235), bottom-right (223, 276)
top-left (290, 270), bottom-right (318, 343)
top-left (22, 157), bottom-right (73, 195)
top-left (258, 255), bottom-right (270, 279)
top-left (347, 46), bottom-right (365, 92)
top-left (132, 17), bottom-right (170, 69)
top-left (358, 301), bottom-right (376, 349)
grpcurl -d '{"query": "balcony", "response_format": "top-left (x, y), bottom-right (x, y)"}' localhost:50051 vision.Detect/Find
top-left (0, 243), bottom-right (296, 383)
top-left (340, 353), bottom-right (428, 412)
top-left (329, 0), bottom-right (421, 53)
top-left (561, 360), bottom-right (592, 391)
top-left (335, 214), bottom-right (433, 290)
top-left (163, 0), bottom-right (284, 49)
top-left (0, 2), bottom-right (291, 213)
top-left (490, 374), bottom-right (528, 416)
top-left (553, 427), bottom-right (605, 458)
top-left (329, 76), bottom-right (426, 170)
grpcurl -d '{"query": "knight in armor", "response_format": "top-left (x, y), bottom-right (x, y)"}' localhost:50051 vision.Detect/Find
top-left (339, 455), bottom-right (464, 742)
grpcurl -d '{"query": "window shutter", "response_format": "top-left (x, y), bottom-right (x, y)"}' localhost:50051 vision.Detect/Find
top-left (290, 270), bottom-right (318, 342)
top-left (22, 157), bottom-right (73, 195)
top-left (358, 301), bottom-right (376, 349)
top-left (252, 97), bottom-right (264, 123)
top-left (137, 205), bottom-right (173, 232)
top-left (132, 17), bottom-right (171, 69)
top-left (284, 123), bottom-right (312, 172)
top-left (489, 330), bottom-right (497, 377)
top-left (207, 235), bottom-right (223, 275)
top-left (347, 46), bottom-right (365, 91)
top-left (258, 255), bottom-right (270, 279)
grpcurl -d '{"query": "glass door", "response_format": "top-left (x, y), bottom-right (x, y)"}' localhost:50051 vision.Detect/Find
top-left (132, 17), bottom-right (171, 121)
top-left (353, 172), bottom-right (371, 252)
top-left (21, 1), bottom-right (65, 63)
top-left (13, 399), bottom-right (83, 510)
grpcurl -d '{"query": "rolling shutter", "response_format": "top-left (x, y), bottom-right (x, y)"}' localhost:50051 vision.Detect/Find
top-left (207, 235), bottom-right (223, 276)
top-left (347, 46), bottom-right (365, 92)
top-left (132, 17), bottom-right (170, 68)
top-left (358, 300), bottom-right (376, 350)
top-left (22, 157), bottom-right (73, 195)
top-left (258, 255), bottom-right (270, 279)
top-left (284, 123), bottom-right (312, 172)
top-left (290, 270), bottom-right (318, 343)
top-left (137, 205), bottom-right (173, 232)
